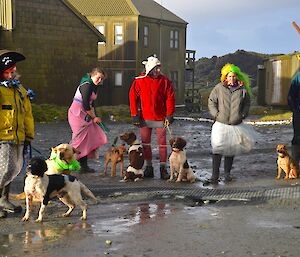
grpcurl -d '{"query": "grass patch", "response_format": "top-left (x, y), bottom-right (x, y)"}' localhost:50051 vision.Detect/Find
top-left (250, 106), bottom-right (292, 121)
top-left (32, 104), bottom-right (131, 123)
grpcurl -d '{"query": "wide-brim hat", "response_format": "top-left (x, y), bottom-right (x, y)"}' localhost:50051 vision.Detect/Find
top-left (142, 55), bottom-right (161, 75)
top-left (0, 49), bottom-right (25, 74)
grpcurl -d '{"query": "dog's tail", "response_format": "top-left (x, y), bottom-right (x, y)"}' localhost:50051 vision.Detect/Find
top-left (79, 181), bottom-right (98, 204)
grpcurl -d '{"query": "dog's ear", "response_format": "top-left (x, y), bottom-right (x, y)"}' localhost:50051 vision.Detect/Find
top-left (179, 138), bottom-right (187, 148)
top-left (52, 147), bottom-right (58, 154)
top-left (72, 147), bottom-right (81, 154)
top-left (169, 137), bottom-right (175, 146)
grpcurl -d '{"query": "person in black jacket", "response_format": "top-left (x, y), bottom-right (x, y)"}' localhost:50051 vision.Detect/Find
top-left (287, 55), bottom-right (300, 165)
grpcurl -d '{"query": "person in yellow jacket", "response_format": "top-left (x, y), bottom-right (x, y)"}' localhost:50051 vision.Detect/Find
top-left (0, 50), bottom-right (34, 218)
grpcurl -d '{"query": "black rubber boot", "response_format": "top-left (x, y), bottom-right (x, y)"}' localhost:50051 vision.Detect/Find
top-left (291, 145), bottom-right (300, 167)
top-left (160, 166), bottom-right (170, 180)
top-left (224, 156), bottom-right (234, 182)
top-left (144, 166), bottom-right (154, 178)
top-left (79, 156), bottom-right (96, 173)
top-left (203, 154), bottom-right (221, 186)
top-left (0, 184), bottom-right (22, 213)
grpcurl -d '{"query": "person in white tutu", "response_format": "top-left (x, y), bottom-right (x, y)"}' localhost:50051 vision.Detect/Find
top-left (204, 63), bottom-right (252, 185)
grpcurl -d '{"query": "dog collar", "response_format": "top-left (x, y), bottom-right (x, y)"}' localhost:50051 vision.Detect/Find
top-left (51, 154), bottom-right (81, 171)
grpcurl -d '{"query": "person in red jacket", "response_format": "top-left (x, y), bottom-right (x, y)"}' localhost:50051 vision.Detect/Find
top-left (129, 55), bottom-right (175, 179)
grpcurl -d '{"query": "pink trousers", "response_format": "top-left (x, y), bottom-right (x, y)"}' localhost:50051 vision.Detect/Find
top-left (140, 127), bottom-right (167, 163)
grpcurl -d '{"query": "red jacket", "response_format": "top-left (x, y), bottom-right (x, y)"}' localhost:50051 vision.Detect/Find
top-left (129, 74), bottom-right (175, 120)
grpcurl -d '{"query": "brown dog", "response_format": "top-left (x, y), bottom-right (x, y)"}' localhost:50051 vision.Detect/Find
top-left (276, 144), bottom-right (299, 179)
top-left (103, 137), bottom-right (127, 177)
top-left (120, 132), bottom-right (144, 182)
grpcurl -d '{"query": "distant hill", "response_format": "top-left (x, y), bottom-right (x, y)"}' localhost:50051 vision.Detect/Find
top-left (194, 50), bottom-right (279, 87)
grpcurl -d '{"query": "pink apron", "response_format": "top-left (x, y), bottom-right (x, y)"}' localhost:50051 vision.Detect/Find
top-left (68, 86), bottom-right (107, 159)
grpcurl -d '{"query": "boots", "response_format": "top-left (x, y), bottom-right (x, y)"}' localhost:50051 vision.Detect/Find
top-left (203, 154), bottom-right (221, 186)
top-left (160, 166), bottom-right (170, 180)
top-left (79, 156), bottom-right (96, 173)
top-left (224, 156), bottom-right (234, 182)
top-left (0, 184), bottom-right (22, 213)
top-left (144, 166), bottom-right (154, 178)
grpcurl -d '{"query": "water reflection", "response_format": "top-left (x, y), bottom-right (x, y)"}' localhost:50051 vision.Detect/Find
top-left (0, 222), bottom-right (91, 254)
top-left (92, 202), bottom-right (177, 236)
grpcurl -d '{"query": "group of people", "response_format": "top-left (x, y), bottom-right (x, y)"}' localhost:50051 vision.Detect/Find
top-left (0, 49), bottom-right (298, 219)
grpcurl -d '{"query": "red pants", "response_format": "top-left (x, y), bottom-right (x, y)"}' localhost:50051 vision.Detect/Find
top-left (140, 127), bottom-right (167, 163)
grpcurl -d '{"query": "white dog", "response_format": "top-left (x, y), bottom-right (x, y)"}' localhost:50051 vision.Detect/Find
top-left (169, 137), bottom-right (196, 183)
top-left (22, 157), bottom-right (97, 222)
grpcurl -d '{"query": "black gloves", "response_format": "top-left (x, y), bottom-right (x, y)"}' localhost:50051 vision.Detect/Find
top-left (164, 116), bottom-right (174, 127)
top-left (23, 140), bottom-right (31, 153)
top-left (132, 115), bottom-right (141, 127)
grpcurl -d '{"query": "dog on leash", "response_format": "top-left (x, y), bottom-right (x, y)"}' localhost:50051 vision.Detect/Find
top-left (46, 143), bottom-right (81, 175)
top-left (169, 137), bottom-right (196, 183)
top-left (22, 157), bottom-right (97, 222)
top-left (103, 137), bottom-right (127, 177)
top-left (276, 144), bottom-right (299, 180)
top-left (120, 132), bottom-right (144, 182)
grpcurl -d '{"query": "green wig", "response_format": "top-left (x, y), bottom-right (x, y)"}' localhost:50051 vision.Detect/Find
top-left (220, 63), bottom-right (252, 96)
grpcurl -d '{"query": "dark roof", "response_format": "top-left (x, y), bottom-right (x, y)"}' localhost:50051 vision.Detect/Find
top-left (131, 0), bottom-right (187, 24)
top-left (67, 0), bottom-right (187, 24)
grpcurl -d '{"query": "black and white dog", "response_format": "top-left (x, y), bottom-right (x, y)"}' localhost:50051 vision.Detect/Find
top-left (169, 137), bottom-right (196, 183)
top-left (22, 157), bottom-right (97, 222)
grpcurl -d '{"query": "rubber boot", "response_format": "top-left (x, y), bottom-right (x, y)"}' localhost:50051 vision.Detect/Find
top-left (79, 156), bottom-right (96, 173)
top-left (144, 166), bottom-right (154, 178)
top-left (224, 156), bottom-right (234, 182)
top-left (203, 154), bottom-right (221, 186)
top-left (0, 184), bottom-right (22, 213)
top-left (291, 145), bottom-right (300, 167)
top-left (160, 166), bottom-right (170, 180)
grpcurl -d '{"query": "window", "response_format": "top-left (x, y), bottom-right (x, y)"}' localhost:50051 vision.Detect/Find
top-left (96, 24), bottom-right (105, 45)
top-left (114, 25), bottom-right (123, 45)
top-left (0, 0), bottom-right (13, 30)
top-left (170, 30), bottom-right (179, 49)
top-left (170, 71), bottom-right (178, 90)
top-left (114, 72), bottom-right (123, 86)
top-left (144, 26), bottom-right (149, 47)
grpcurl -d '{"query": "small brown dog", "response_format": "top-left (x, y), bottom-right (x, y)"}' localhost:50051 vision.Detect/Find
top-left (103, 137), bottom-right (127, 177)
top-left (276, 144), bottom-right (299, 179)
top-left (120, 132), bottom-right (144, 182)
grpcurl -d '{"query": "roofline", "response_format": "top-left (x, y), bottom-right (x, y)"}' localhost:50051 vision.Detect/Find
top-left (61, 0), bottom-right (106, 42)
top-left (126, 0), bottom-right (140, 15)
top-left (139, 15), bottom-right (188, 25)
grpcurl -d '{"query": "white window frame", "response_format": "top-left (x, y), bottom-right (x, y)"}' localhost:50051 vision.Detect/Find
top-left (170, 30), bottom-right (179, 49)
top-left (96, 24), bottom-right (105, 45)
top-left (114, 24), bottom-right (124, 45)
top-left (114, 71), bottom-right (123, 86)
top-left (144, 25), bottom-right (149, 47)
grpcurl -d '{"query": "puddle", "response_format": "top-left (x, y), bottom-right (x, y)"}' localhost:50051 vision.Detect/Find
top-left (92, 202), bottom-right (178, 237)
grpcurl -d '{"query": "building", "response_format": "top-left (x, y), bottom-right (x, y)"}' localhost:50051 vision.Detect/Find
top-left (0, 0), bottom-right (105, 105)
top-left (257, 53), bottom-right (300, 106)
top-left (68, 0), bottom-right (188, 105)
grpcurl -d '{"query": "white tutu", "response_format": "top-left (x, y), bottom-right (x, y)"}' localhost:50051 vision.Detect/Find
top-left (211, 121), bottom-right (259, 156)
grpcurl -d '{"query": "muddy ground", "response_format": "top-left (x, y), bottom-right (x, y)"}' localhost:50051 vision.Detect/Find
top-left (1, 119), bottom-right (300, 257)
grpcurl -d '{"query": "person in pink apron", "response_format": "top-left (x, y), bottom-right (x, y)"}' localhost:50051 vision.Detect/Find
top-left (68, 67), bottom-right (108, 173)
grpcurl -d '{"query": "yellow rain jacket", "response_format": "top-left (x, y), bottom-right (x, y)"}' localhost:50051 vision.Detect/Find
top-left (0, 84), bottom-right (34, 143)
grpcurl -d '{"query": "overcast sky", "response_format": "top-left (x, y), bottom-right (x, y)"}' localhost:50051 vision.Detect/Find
top-left (155, 0), bottom-right (300, 59)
